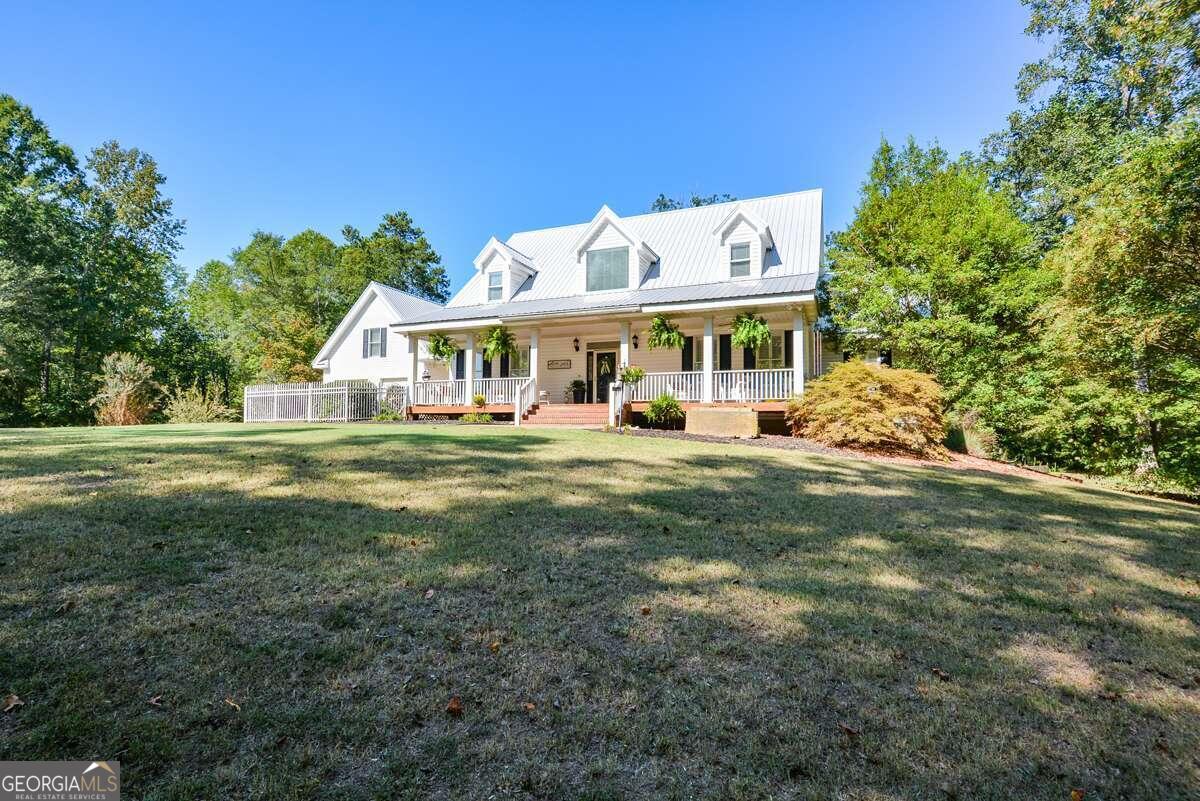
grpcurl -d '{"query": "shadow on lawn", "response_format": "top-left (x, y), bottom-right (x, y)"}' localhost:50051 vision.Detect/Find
top-left (0, 428), bottom-right (1197, 801)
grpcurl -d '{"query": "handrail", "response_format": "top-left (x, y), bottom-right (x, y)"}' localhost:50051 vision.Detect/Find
top-left (514, 378), bottom-right (536, 426)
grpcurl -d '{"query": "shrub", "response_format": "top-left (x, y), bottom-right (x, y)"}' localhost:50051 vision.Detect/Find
top-left (644, 393), bottom-right (685, 429)
top-left (92, 352), bottom-right (160, 426)
top-left (472, 393), bottom-right (486, 408)
top-left (164, 383), bottom-right (236, 423)
top-left (460, 412), bottom-right (493, 423)
top-left (786, 361), bottom-right (947, 458)
top-left (374, 408), bottom-right (405, 422)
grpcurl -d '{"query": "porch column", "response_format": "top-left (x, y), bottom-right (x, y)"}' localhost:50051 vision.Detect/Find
top-left (464, 332), bottom-right (476, 405)
top-left (530, 328), bottom-right (540, 393)
top-left (407, 334), bottom-right (420, 397)
top-left (702, 316), bottom-right (714, 403)
top-left (619, 321), bottom-right (631, 366)
top-left (792, 311), bottom-right (807, 396)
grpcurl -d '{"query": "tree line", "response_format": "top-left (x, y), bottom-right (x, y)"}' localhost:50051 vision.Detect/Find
top-left (0, 95), bottom-right (448, 425)
top-left (821, 0), bottom-right (1199, 489)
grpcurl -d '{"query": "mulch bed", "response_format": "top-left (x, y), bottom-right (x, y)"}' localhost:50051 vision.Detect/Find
top-left (607, 427), bottom-right (1075, 484)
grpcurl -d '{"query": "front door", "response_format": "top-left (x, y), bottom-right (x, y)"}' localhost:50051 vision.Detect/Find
top-left (595, 351), bottom-right (617, 403)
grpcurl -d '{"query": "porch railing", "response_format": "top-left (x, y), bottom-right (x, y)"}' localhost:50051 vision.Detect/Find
top-left (514, 378), bottom-right (536, 426)
top-left (413, 379), bottom-right (468, 406)
top-left (630, 370), bottom-right (705, 402)
top-left (473, 377), bottom-right (525, 404)
top-left (713, 368), bottom-right (794, 402)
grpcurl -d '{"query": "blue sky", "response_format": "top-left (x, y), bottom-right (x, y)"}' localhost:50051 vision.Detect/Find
top-left (5, 2), bottom-right (1043, 295)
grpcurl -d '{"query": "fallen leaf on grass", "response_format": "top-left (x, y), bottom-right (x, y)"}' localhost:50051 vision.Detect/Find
top-left (521, 702), bottom-right (535, 712)
top-left (488, 641), bottom-right (500, 653)
top-left (931, 667), bottom-right (951, 682)
top-left (640, 606), bottom-right (651, 616)
top-left (147, 694), bottom-right (164, 707)
top-left (837, 722), bottom-right (860, 738)
top-left (445, 696), bottom-right (464, 717)
top-left (1071, 789), bottom-right (1084, 801)
top-left (223, 697), bottom-right (241, 712)
top-left (3, 694), bottom-right (23, 713)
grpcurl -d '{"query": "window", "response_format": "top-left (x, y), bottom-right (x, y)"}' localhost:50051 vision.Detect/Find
top-left (586, 247), bottom-right (629, 291)
top-left (362, 327), bottom-right (387, 358)
top-left (511, 346), bottom-right (531, 378)
top-left (730, 242), bottom-right (751, 277)
top-left (487, 271), bottom-right (503, 302)
top-left (754, 333), bottom-right (785, 369)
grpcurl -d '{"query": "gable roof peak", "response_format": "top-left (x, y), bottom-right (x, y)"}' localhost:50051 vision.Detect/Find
top-left (712, 203), bottom-right (775, 249)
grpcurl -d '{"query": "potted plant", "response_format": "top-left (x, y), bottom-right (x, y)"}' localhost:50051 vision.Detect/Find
top-left (646, 314), bottom-right (686, 351)
top-left (567, 378), bottom-right (587, 404)
top-left (619, 365), bottom-right (645, 385)
top-left (426, 332), bottom-right (459, 364)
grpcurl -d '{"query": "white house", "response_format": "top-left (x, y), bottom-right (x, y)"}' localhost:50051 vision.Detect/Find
top-left (313, 190), bottom-right (840, 424)
top-left (311, 281), bottom-right (444, 385)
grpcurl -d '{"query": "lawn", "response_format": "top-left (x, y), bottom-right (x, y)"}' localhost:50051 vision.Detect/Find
top-left (0, 424), bottom-right (1197, 800)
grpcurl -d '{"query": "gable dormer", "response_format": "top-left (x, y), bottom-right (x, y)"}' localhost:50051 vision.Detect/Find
top-left (473, 237), bottom-right (536, 304)
top-left (572, 205), bottom-right (658, 293)
top-left (712, 204), bottom-right (774, 280)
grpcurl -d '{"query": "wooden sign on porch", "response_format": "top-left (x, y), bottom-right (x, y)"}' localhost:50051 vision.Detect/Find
top-left (546, 359), bottom-right (572, 369)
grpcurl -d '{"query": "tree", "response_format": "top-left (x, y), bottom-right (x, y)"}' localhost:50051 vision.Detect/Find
top-left (339, 211), bottom-right (448, 302)
top-left (822, 138), bottom-right (1044, 412)
top-left (985, 0), bottom-right (1200, 243)
top-left (649, 192), bottom-right (736, 212)
top-left (1042, 123), bottom-right (1200, 479)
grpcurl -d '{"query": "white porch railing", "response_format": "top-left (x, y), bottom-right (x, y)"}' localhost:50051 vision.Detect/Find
top-left (514, 378), bottom-right (536, 426)
top-left (713, 368), bottom-right (794, 402)
top-left (244, 382), bottom-right (407, 423)
top-left (413, 379), bottom-right (469, 406)
top-left (630, 370), bottom-right (705, 402)
top-left (473, 376), bottom-right (525, 404)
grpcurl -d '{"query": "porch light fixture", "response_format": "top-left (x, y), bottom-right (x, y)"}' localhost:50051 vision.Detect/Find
top-left (632, 334), bottom-right (639, 350)
top-left (573, 337), bottom-right (580, 352)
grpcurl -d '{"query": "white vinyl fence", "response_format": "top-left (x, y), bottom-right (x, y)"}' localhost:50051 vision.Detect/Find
top-left (243, 382), bottom-right (408, 423)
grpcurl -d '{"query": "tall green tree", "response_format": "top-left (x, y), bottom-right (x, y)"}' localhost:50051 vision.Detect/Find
top-left (187, 212), bottom-right (446, 388)
top-left (1042, 123), bottom-right (1200, 478)
top-left (821, 138), bottom-right (1044, 411)
top-left (986, 0), bottom-right (1200, 243)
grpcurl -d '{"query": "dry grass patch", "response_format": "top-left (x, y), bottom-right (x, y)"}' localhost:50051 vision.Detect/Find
top-left (0, 423), bottom-right (1197, 800)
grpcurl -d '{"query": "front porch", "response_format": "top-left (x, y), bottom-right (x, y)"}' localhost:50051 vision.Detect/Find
top-left (400, 305), bottom-right (830, 425)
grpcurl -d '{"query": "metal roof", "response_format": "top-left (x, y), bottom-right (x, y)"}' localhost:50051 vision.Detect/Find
top-left (373, 282), bottom-right (445, 317)
top-left (402, 190), bottom-right (822, 326)
top-left (398, 273), bottom-right (817, 326)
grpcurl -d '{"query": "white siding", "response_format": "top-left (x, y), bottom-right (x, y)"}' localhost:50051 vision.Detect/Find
top-left (322, 294), bottom-right (436, 384)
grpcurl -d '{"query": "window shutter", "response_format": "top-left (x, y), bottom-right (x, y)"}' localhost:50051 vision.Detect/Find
top-left (482, 358), bottom-right (492, 379)
top-left (362, 329), bottom-right (369, 358)
top-left (719, 335), bottom-right (732, 370)
top-left (681, 336), bottom-right (694, 371)
top-left (743, 346), bottom-right (756, 370)
top-left (500, 353), bottom-right (510, 377)
top-left (380, 329), bottom-right (387, 358)
top-left (454, 350), bottom-right (465, 380)
top-left (784, 329), bottom-right (793, 368)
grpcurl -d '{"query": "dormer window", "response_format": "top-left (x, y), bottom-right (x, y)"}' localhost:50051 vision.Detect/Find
top-left (730, 243), bottom-right (751, 277)
top-left (586, 247), bottom-right (629, 291)
top-left (487, 271), bottom-right (503, 301)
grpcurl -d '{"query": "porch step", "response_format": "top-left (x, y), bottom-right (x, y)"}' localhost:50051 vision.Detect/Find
top-left (523, 403), bottom-right (609, 426)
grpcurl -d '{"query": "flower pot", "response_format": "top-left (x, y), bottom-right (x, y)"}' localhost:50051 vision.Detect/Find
top-left (572, 388), bottom-right (586, 404)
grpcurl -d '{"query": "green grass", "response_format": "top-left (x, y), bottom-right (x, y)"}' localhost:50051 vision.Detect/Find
top-left (1, 423), bottom-right (1198, 800)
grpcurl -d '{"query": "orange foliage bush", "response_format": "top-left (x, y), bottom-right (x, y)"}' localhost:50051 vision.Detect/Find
top-left (786, 361), bottom-right (947, 458)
